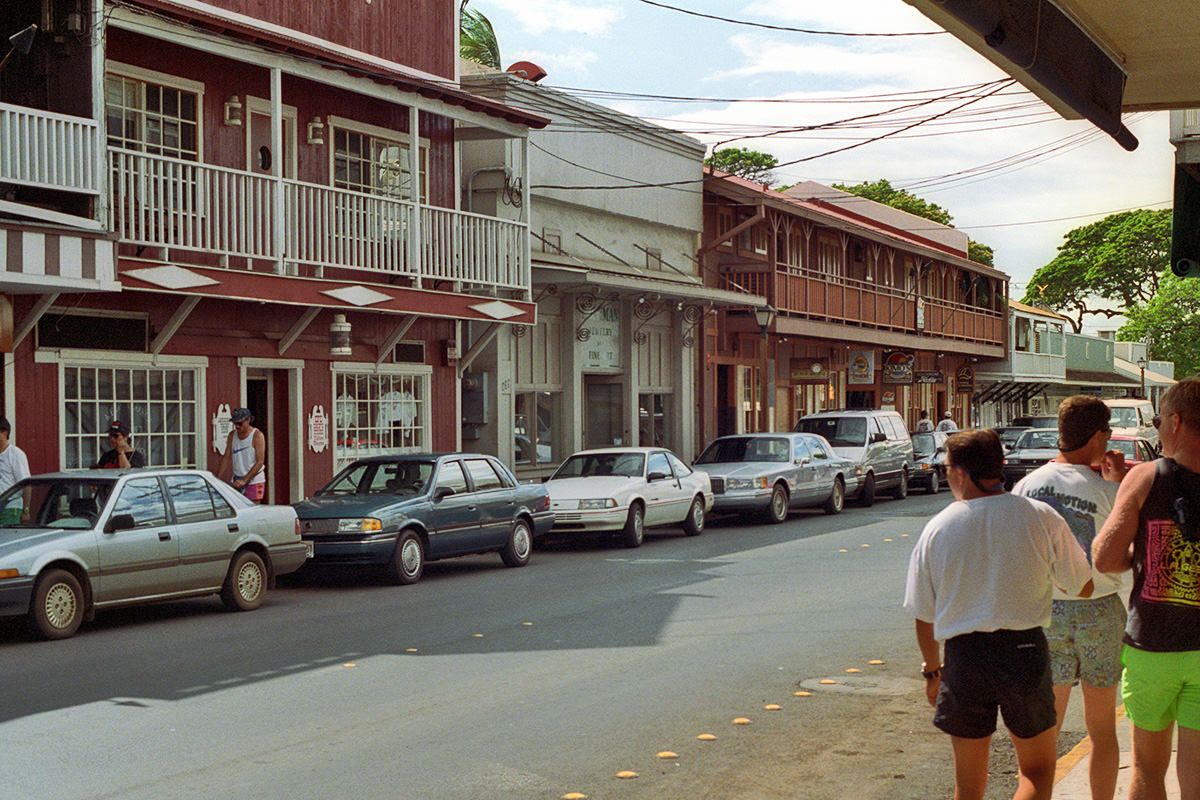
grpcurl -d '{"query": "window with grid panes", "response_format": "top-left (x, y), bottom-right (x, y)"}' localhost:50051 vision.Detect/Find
top-left (105, 74), bottom-right (199, 160)
top-left (333, 128), bottom-right (429, 203)
top-left (62, 366), bottom-right (200, 469)
top-left (334, 371), bottom-right (429, 470)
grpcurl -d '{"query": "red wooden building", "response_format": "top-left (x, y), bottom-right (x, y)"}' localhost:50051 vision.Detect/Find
top-left (1, 0), bottom-right (547, 500)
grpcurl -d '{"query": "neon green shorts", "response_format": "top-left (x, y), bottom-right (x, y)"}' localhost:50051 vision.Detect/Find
top-left (1121, 646), bottom-right (1200, 732)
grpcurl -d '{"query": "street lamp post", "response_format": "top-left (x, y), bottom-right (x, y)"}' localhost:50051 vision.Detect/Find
top-left (754, 306), bottom-right (776, 432)
top-left (1137, 355), bottom-right (1148, 400)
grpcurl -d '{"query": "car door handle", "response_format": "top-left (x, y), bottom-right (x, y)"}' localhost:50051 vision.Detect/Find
top-left (158, 530), bottom-right (171, 541)
top-left (227, 523), bottom-right (239, 533)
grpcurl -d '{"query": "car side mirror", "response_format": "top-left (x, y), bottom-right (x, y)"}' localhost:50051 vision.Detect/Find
top-left (433, 486), bottom-right (456, 501)
top-left (104, 513), bottom-right (135, 533)
top-left (871, 432), bottom-right (887, 443)
top-left (647, 471), bottom-right (669, 482)
top-left (800, 457), bottom-right (811, 465)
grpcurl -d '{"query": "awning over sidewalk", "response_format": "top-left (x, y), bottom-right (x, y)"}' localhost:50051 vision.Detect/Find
top-left (533, 261), bottom-right (768, 310)
top-left (1064, 369), bottom-right (1140, 389)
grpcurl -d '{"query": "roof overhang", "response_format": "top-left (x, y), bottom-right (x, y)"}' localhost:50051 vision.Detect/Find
top-left (533, 262), bottom-right (768, 310)
top-left (903, 0), bottom-right (1200, 150)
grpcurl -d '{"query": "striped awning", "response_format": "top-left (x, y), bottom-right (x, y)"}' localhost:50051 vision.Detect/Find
top-left (0, 222), bottom-right (119, 293)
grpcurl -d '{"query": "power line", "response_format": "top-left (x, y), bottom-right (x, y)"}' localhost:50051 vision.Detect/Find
top-left (633, 0), bottom-right (946, 36)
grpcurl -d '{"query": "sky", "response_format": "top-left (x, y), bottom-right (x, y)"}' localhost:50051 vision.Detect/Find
top-left (468, 0), bottom-right (1175, 310)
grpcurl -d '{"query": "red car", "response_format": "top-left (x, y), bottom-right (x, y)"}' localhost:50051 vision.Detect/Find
top-left (1107, 434), bottom-right (1159, 467)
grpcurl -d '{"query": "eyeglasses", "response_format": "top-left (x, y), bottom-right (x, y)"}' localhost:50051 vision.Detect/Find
top-left (1152, 415), bottom-right (1162, 429)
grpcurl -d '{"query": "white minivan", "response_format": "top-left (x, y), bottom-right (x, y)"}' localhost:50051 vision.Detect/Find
top-left (1104, 398), bottom-right (1159, 450)
top-left (793, 409), bottom-right (915, 505)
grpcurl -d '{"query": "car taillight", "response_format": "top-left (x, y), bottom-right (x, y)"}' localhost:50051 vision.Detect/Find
top-left (295, 519), bottom-right (301, 537)
top-left (540, 494), bottom-right (550, 511)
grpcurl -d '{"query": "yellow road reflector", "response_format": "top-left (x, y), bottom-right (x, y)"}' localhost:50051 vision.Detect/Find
top-left (869, 659), bottom-right (885, 665)
top-left (732, 717), bottom-right (751, 725)
top-left (616, 770), bottom-right (638, 779)
top-left (697, 734), bottom-right (716, 741)
top-left (861, 544), bottom-right (870, 548)
top-left (405, 648), bottom-right (418, 653)
top-left (342, 663), bottom-right (356, 668)
top-left (472, 633), bottom-right (484, 638)
top-left (562, 794), bottom-right (587, 800)
top-left (657, 751), bottom-right (678, 759)
top-left (522, 622), bottom-right (533, 626)
top-left (901, 533), bottom-right (909, 537)
top-left (883, 538), bottom-right (893, 542)
top-left (764, 704), bottom-right (781, 711)
top-left (845, 668), bottom-right (861, 673)
top-left (794, 691), bottom-right (811, 697)
top-left (819, 679), bottom-right (837, 685)
top-left (838, 549), bottom-right (848, 553)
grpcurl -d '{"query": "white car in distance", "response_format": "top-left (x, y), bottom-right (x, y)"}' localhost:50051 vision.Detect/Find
top-left (543, 447), bottom-right (713, 547)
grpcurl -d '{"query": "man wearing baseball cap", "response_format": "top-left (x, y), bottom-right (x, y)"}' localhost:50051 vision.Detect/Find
top-left (218, 407), bottom-right (266, 502)
top-left (93, 421), bottom-right (145, 469)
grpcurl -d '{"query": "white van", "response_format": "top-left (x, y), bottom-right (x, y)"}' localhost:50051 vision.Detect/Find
top-left (793, 409), bottom-right (915, 505)
top-left (1104, 398), bottom-right (1158, 450)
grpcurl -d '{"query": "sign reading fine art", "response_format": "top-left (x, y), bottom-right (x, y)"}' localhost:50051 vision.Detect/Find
top-left (847, 350), bottom-right (875, 385)
top-left (881, 351), bottom-right (916, 384)
top-left (956, 364), bottom-right (976, 393)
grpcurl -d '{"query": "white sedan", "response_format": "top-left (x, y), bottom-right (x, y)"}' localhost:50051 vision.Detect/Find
top-left (543, 447), bottom-right (713, 548)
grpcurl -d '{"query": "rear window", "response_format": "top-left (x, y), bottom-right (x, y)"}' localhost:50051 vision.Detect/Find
top-left (795, 417), bottom-right (867, 448)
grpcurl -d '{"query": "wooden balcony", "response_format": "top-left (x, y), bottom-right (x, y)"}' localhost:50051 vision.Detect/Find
top-left (109, 148), bottom-right (530, 295)
top-left (0, 102), bottom-right (101, 195)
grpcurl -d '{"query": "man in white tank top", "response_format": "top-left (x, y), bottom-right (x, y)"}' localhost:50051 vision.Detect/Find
top-left (218, 407), bottom-right (266, 502)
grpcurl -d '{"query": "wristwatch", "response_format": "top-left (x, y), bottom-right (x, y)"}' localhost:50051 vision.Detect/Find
top-left (921, 664), bottom-right (942, 680)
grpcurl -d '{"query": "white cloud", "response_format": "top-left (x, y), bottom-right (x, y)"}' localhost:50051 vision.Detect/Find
top-left (741, 0), bottom-right (942, 32)
top-left (483, 0), bottom-right (622, 35)
top-left (507, 47), bottom-right (600, 75)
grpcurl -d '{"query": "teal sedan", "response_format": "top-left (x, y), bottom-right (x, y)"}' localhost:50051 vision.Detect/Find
top-left (293, 454), bottom-right (553, 584)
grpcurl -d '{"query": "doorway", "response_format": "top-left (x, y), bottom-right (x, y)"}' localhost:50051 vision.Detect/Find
top-left (584, 378), bottom-right (623, 449)
top-left (241, 362), bottom-right (303, 504)
top-left (245, 97), bottom-right (298, 179)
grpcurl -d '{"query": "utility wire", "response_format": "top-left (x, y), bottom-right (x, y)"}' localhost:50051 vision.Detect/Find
top-left (633, 0), bottom-right (946, 36)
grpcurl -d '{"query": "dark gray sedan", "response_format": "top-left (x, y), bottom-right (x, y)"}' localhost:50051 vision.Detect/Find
top-left (1002, 429), bottom-right (1061, 488)
top-left (692, 433), bottom-right (854, 523)
top-left (0, 469), bottom-right (308, 639)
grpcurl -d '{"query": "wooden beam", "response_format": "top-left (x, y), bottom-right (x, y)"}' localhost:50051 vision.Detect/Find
top-left (698, 204), bottom-right (765, 254)
top-left (457, 323), bottom-right (500, 379)
top-left (150, 296), bottom-right (201, 355)
top-left (13, 293), bottom-right (59, 349)
top-left (375, 314), bottom-right (419, 365)
top-left (279, 307), bottom-right (321, 355)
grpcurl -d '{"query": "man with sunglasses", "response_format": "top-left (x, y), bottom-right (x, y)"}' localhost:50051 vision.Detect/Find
top-left (905, 429), bottom-right (1093, 800)
top-left (92, 421), bottom-right (145, 469)
top-left (1012, 395), bottom-right (1128, 800)
top-left (1095, 375), bottom-right (1200, 800)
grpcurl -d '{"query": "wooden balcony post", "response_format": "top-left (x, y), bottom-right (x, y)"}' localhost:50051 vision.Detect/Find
top-left (408, 105), bottom-right (422, 288)
top-left (270, 67), bottom-right (285, 274)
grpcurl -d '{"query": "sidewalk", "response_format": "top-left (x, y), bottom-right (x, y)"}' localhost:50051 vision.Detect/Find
top-left (1053, 707), bottom-right (1182, 799)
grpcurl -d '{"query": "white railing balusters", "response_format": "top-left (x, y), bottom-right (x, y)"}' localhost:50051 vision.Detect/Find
top-left (0, 102), bottom-right (100, 194)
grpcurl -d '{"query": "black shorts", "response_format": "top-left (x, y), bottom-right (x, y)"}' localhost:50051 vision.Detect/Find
top-left (934, 627), bottom-right (1056, 740)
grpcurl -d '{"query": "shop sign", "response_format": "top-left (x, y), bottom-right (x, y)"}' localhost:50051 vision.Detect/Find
top-left (789, 359), bottom-right (829, 384)
top-left (915, 370), bottom-right (944, 384)
top-left (579, 304), bottom-right (621, 370)
top-left (881, 351), bottom-right (915, 384)
top-left (308, 405), bottom-right (328, 453)
top-left (916, 298), bottom-right (925, 330)
top-left (955, 364), bottom-right (976, 393)
top-left (212, 404), bottom-right (233, 454)
top-left (847, 350), bottom-right (875, 385)
top-left (881, 390), bottom-right (896, 405)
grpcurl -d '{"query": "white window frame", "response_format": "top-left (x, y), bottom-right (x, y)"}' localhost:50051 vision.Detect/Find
top-left (327, 115), bottom-right (430, 203)
top-left (35, 348), bottom-right (209, 469)
top-left (105, 61), bottom-right (205, 161)
top-left (330, 362), bottom-right (433, 470)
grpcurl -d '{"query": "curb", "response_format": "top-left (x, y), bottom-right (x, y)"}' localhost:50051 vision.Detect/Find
top-left (1053, 705), bottom-right (1125, 788)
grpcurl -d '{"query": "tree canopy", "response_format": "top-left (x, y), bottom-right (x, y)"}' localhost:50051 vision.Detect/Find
top-left (1020, 209), bottom-right (1171, 333)
top-left (1119, 271), bottom-right (1200, 378)
top-left (460, 4), bottom-right (501, 69)
top-left (705, 148), bottom-right (779, 185)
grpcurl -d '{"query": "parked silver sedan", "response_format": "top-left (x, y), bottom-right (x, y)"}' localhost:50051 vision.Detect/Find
top-left (0, 469), bottom-right (308, 639)
top-left (693, 433), bottom-right (856, 523)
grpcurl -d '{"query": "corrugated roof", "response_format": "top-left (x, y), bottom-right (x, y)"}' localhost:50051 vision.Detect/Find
top-left (1065, 368), bottom-right (1139, 387)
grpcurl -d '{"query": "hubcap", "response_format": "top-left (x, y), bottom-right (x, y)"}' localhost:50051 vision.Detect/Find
top-left (692, 500), bottom-right (704, 529)
top-left (633, 510), bottom-right (644, 541)
top-left (514, 524), bottom-right (531, 558)
top-left (44, 583), bottom-right (77, 630)
top-left (833, 482), bottom-right (844, 509)
top-left (401, 538), bottom-right (422, 575)
top-left (772, 491), bottom-right (786, 518)
top-left (238, 562), bottom-right (263, 602)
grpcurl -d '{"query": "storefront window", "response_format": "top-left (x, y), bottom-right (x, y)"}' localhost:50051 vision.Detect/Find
top-left (334, 370), bottom-right (429, 470)
top-left (62, 366), bottom-right (199, 469)
top-left (638, 393), bottom-right (672, 449)
top-left (514, 392), bottom-right (559, 465)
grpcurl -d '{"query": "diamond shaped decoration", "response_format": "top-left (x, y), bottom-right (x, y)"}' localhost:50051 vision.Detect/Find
top-left (125, 266), bottom-right (219, 290)
top-left (322, 285), bottom-right (392, 307)
top-left (469, 300), bottom-right (525, 320)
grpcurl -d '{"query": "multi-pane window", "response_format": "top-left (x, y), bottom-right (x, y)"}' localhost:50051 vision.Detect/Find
top-left (105, 74), bottom-right (199, 160)
top-left (817, 237), bottom-right (842, 278)
top-left (638, 393), bottom-right (672, 449)
top-left (333, 128), bottom-right (429, 203)
top-left (62, 366), bottom-right (200, 469)
top-left (514, 392), bottom-right (559, 466)
top-left (334, 370), bottom-right (429, 470)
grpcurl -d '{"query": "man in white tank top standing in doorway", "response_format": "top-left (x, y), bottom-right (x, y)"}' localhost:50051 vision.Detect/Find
top-left (218, 407), bottom-right (266, 502)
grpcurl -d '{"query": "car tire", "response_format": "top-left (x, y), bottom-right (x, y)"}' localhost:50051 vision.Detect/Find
top-left (682, 495), bottom-right (705, 536)
top-left (857, 473), bottom-right (876, 507)
top-left (621, 503), bottom-right (645, 548)
top-left (891, 470), bottom-right (909, 500)
top-left (29, 568), bottom-right (85, 640)
top-left (823, 477), bottom-right (845, 515)
top-left (220, 550), bottom-right (267, 612)
top-left (763, 484), bottom-right (789, 524)
top-left (927, 471), bottom-right (940, 494)
top-left (389, 529), bottom-right (425, 585)
top-left (500, 518), bottom-right (533, 567)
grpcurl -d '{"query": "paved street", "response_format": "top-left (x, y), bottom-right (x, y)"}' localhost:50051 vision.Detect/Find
top-left (0, 492), bottom-right (1042, 799)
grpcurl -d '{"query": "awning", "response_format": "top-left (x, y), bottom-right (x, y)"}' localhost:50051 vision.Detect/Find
top-left (533, 261), bottom-right (767, 310)
top-left (975, 380), bottom-right (1048, 405)
top-left (1114, 356), bottom-right (1176, 388)
top-left (1064, 368), bottom-right (1140, 388)
top-left (0, 222), bottom-right (120, 293)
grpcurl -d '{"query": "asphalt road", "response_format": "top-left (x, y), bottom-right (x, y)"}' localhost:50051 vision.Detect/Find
top-left (0, 489), bottom-right (1050, 800)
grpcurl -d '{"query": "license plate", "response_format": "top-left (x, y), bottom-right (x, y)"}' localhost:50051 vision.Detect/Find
top-left (304, 541), bottom-right (314, 559)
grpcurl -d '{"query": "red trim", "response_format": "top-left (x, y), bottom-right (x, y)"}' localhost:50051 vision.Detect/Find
top-left (116, 260), bottom-right (537, 324)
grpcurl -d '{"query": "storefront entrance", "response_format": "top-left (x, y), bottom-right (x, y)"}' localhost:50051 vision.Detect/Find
top-left (240, 359), bottom-right (304, 503)
top-left (584, 378), bottom-right (624, 449)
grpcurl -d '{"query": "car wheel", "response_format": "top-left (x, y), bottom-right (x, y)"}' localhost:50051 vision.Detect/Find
top-left (29, 568), bottom-right (84, 640)
top-left (891, 470), bottom-right (909, 500)
top-left (621, 503), bottom-right (645, 548)
top-left (389, 529), bottom-right (425, 585)
top-left (857, 473), bottom-right (876, 507)
top-left (927, 471), bottom-right (940, 494)
top-left (763, 484), bottom-right (789, 524)
top-left (823, 477), bottom-right (845, 515)
top-left (500, 518), bottom-right (533, 567)
top-left (220, 550), bottom-right (267, 611)
top-left (682, 495), bottom-right (705, 536)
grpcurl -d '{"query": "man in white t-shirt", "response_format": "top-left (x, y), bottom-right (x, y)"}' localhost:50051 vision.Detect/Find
top-left (1013, 395), bottom-right (1127, 800)
top-left (0, 417), bottom-right (31, 525)
top-left (935, 411), bottom-right (959, 432)
top-left (916, 410), bottom-right (935, 432)
top-left (905, 428), bottom-right (1093, 800)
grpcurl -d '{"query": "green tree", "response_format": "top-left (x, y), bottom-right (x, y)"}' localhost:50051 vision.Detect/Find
top-left (1119, 271), bottom-right (1200, 378)
top-left (460, 3), bottom-right (501, 69)
top-left (833, 178), bottom-right (994, 266)
top-left (705, 148), bottom-right (779, 185)
top-left (1021, 209), bottom-right (1172, 333)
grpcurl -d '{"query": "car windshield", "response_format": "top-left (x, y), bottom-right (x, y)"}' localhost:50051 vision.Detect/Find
top-left (1111, 439), bottom-right (1138, 459)
top-left (1109, 407), bottom-right (1139, 427)
top-left (1016, 430), bottom-right (1060, 449)
top-left (0, 478), bottom-right (116, 528)
top-left (997, 428), bottom-right (1027, 446)
top-left (315, 460), bottom-right (435, 497)
top-left (795, 417), bottom-right (866, 448)
top-left (552, 452), bottom-right (645, 479)
top-left (911, 433), bottom-right (938, 457)
top-left (696, 437), bottom-right (790, 464)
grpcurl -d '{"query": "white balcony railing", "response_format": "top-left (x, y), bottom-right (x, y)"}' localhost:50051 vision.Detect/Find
top-left (110, 148), bottom-right (529, 292)
top-left (0, 102), bottom-right (101, 194)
